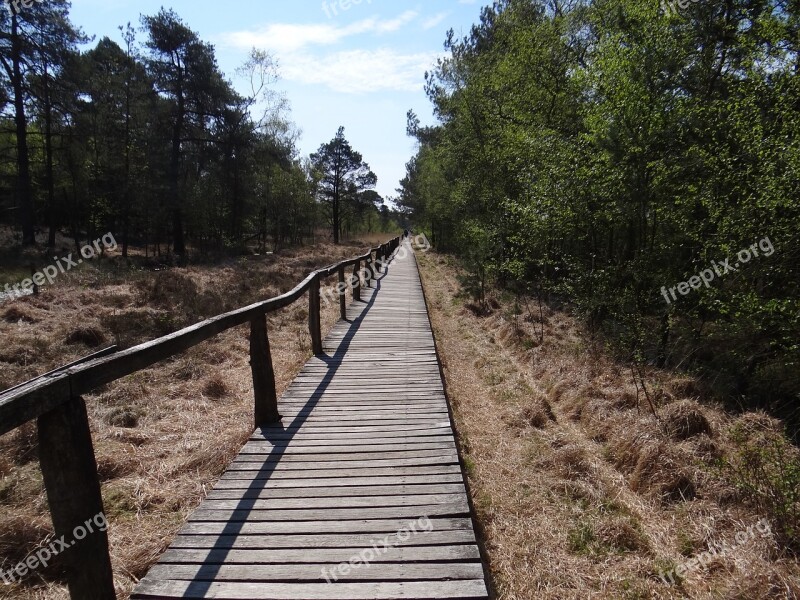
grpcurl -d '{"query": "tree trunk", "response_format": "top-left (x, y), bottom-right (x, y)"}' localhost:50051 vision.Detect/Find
top-left (170, 74), bottom-right (186, 256)
top-left (43, 60), bottom-right (57, 250)
top-left (333, 194), bottom-right (340, 244)
top-left (11, 14), bottom-right (35, 246)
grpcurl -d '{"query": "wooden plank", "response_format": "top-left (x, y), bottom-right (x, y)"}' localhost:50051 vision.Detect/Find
top-left (188, 502), bottom-right (470, 522)
top-left (223, 457), bottom-right (460, 471)
top-left (157, 544), bottom-right (481, 564)
top-left (255, 423), bottom-right (453, 433)
top-left (248, 429), bottom-right (453, 441)
top-left (177, 518), bottom-right (475, 536)
top-left (218, 465), bottom-right (463, 480)
top-left (213, 474), bottom-right (465, 488)
top-left (197, 493), bottom-right (466, 510)
top-left (143, 562), bottom-right (485, 581)
top-left (206, 484), bottom-right (464, 499)
top-left (243, 436), bottom-right (456, 447)
top-left (37, 397), bottom-right (116, 600)
top-left (132, 580), bottom-right (489, 600)
top-left (239, 441), bottom-right (456, 453)
top-left (168, 529), bottom-right (476, 549)
top-left (251, 313), bottom-right (279, 426)
top-left (230, 450), bottom-right (459, 463)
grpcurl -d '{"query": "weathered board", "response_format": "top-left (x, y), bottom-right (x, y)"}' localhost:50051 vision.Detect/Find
top-left (132, 242), bottom-right (489, 600)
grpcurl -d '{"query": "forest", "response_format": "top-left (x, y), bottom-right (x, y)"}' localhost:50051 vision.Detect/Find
top-left (0, 2), bottom-right (399, 257)
top-left (398, 0), bottom-right (800, 437)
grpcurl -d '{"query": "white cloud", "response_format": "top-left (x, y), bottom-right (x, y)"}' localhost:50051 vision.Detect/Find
top-left (218, 12), bottom-right (419, 54)
top-left (280, 48), bottom-right (440, 94)
top-left (218, 11), bottom-right (444, 94)
top-left (422, 12), bottom-right (450, 30)
top-left (374, 10), bottom-right (418, 33)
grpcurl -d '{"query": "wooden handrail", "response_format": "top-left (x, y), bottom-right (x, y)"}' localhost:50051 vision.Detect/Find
top-left (0, 234), bottom-right (405, 600)
top-left (0, 239), bottom-right (401, 436)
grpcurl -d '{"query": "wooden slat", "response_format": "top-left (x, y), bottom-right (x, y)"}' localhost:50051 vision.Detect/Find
top-left (188, 502), bottom-right (470, 522)
top-left (133, 580), bottom-right (489, 599)
top-left (157, 545), bottom-right (480, 564)
top-left (177, 518), bottom-right (475, 536)
top-left (144, 562), bottom-right (485, 581)
top-left (169, 529), bottom-right (477, 549)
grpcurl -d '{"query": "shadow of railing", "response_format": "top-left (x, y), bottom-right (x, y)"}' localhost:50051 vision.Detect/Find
top-left (178, 258), bottom-right (397, 594)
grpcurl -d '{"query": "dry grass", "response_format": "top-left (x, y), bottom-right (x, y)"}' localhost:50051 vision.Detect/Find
top-left (417, 251), bottom-right (800, 600)
top-left (0, 234), bottom-right (393, 599)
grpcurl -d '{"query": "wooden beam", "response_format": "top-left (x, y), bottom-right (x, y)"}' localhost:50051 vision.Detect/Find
top-left (308, 274), bottom-right (323, 355)
top-left (338, 265), bottom-right (347, 321)
top-left (352, 259), bottom-right (361, 302)
top-left (0, 237), bottom-right (403, 433)
top-left (250, 313), bottom-right (279, 426)
top-left (37, 397), bottom-right (115, 600)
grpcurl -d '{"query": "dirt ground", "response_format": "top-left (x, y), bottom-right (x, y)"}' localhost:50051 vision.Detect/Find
top-left (0, 234), bottom-right (394, 599)
top-left (416, 250), bottom-right (799, 600)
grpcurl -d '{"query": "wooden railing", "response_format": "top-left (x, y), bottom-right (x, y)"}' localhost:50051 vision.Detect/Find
top-left (0, 235), bottom-right (404, 599)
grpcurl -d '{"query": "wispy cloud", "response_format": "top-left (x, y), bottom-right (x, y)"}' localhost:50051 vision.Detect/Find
top-left (219, 11), bottom-right (439, 94)
top-left (280, 48), bottom-right (440, 94)
top-left (422, 12), bottom-right (450, 30)
top-left (375, 10), bottom-right (418, 33)
top-left (218, 12), bottom-right (418, 54)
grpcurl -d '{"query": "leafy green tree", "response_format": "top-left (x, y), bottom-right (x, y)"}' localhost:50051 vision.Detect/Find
top-left (401, 0), bottom-right (800, 434)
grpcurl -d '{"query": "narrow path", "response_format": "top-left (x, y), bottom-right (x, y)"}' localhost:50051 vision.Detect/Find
top-left (132, 242), bottom-right (489, 600)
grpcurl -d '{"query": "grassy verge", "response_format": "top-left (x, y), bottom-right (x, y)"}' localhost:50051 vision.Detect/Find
top-left (417, 250), bottom-right (799, 600)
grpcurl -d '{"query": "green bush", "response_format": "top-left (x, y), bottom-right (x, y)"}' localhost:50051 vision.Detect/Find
top-left (724, 424), bottom-right (800, 550)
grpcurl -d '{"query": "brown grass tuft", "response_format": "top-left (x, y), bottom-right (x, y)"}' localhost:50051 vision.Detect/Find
top-left (202, 375), bottom-right (228, 399)
top-left (628, 442), bottom-right (696, 502)
top-left (64, 325), bottom-right (107, 348)
top-left (95, 454), bottom-right (137, 481)
top-left (1, 305), bottom-right (37, 323)
top-left (521, 397), bottom-right (556, 429)
top-left (667, 376), bottom-right (707, 399)
top-left (106, 406), bottom-right (143, 429)
top-left (0, 515), bottom-right (53, 569)
top-left (664, 400), bottom-right (713, 440)
top-left (596, 517), bottom-right (649, 553)
top-left (0, 422), bottom-right (38, 465)
top-left (550, 444), bottom-right (593, 479)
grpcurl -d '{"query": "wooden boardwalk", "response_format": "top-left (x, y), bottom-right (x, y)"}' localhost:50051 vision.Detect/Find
top-left (132, 243), bottom-right (490, 600)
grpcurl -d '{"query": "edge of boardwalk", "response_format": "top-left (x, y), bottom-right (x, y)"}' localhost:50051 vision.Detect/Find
top-left (409, 244), bottom-right (496, 600)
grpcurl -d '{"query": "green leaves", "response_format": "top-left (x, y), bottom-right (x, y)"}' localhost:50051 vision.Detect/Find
top-left (401, 0), bottom-right (800, 436)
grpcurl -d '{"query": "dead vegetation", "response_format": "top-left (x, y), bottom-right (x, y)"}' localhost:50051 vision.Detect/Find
top-left (0, 237), bottom-right (389, 599)
top-left (417, 251), bottom-right (800, 600)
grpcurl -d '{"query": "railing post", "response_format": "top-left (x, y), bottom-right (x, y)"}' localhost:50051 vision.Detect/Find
top-left (309, 273), bottom-right (323, 355)
top-left (366, 253), bottom-right (373, 288)
top-left (338, 265), bottom-right (347, 321)
top-left (37, 397), bottom-right (115, 600)
top-left (250, 312), bottom-right (279, 425)
top-left (352, 260), bottom-right (361, 301)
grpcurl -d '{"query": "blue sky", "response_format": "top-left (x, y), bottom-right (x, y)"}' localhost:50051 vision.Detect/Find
top-left (68, 0), bottom-right (485, 200)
